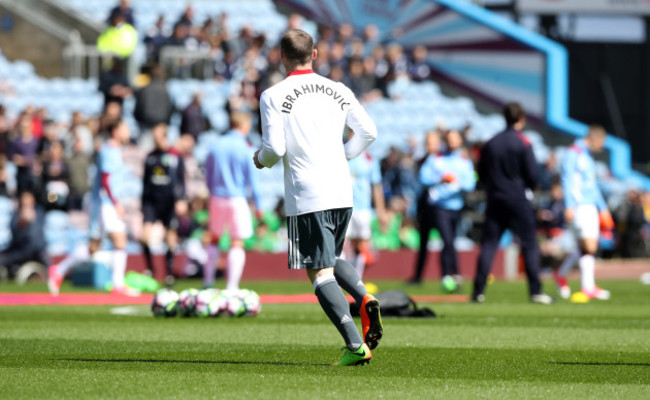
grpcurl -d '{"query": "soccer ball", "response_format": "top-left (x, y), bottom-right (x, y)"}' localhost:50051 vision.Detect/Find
top-left (151, 288), bottom-right (180, 317)
top-left (194, 289), bottom-right (218, 318)
top-left (221, 290), bottom-right (246, 317)
top-left (208, 293), bottom-right (228, 317)
top-left (237, 289), bottom-right (262, 316)
top-left (178, 288), bottom-right (199, 317)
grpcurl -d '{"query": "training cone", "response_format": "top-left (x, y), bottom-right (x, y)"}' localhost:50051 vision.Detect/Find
top-left (570, 291), bottom-right (590, 304)
top-left (365, 282), bottom-right (379, 295)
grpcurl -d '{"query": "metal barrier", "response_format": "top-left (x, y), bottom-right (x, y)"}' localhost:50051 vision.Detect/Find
top-left (62, 44), bottom-right (110, 79)
top-left (63, 44), bottom-right (215, 80)
top-left (159, 46), bottom-right (215, 80)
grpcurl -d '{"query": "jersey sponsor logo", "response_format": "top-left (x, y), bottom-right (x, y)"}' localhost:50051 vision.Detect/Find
top-left (281, 83), bottom-right (350, 114)
top-left (151, 166), bottom-right (172, 185)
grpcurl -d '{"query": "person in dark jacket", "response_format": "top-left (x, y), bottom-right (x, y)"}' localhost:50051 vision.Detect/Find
top-left (10, 116), bottom-right (40, 195)
top-left (180, 93), bottom-right (208, 140)
top-left (134, 65), bottom-right (174, 151)
top-left (107, 0), bottom-right (135, 27)
top-left (66, 139), bottom-right (91, 211)
top-left (140, 123), bottom-right (186, 286)
top-left (472, 102), bottom-right (553, 304)
top-left (40, 141), bottom-right (69, 212)
top-left (0, 191), bottom-right (47, 277)
top-left (98, 59), bottom-right (132, 108)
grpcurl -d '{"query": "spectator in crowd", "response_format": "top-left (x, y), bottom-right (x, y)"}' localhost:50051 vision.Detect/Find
top-left (144, 15), bottom-right (170, 63)
top-left (616, 190), bottom-right (646, 258)
top-left (97, 11), bottom-right (138, 60)
top-left (214, 49), bottom-right (237, 81)
top-left (386, 43), bottom-right (409, 83)
top-left (371, 45), bottom-right (390, 97)
top-left (108, 0), bottom-right (135, 27)
top-left (176, 5), bottom-right (194, 29)
top-left (98, 60), bottom-right (132, 108)
top-left (180, 93), bottom-right (208, 140)
top-left (381, 147), bottom-right (418, 218)
top-left (66, 138), bottom-right (91, 211)
top-left (65, 111), bottom-right (94, 157)
top-left (0, 191), bottom-right (47, 276)
top-left (362, 24), bottom-right (381, 55)
top-left (0, 104), bottom-right (10, 155)
top-left (409, 45), bottom-right (431, 82)
top-left (348, 59), bottom-right (375, 99)
top-left (538, 151), bottom-right (559, 192)
top-left (287, 13), bottom-right (305, 31)
top-left (38, 119), bottom-right (60, 157)
top-left (10, 116), bottom-right (40, 195)
top-left (0, 155), bottom-right (9, 197)
top-left (537, 181), bottom-right (569, 268)
top-left (134, 65), bottom-right (173, 150)
top-left (40, 141), bottom-right (69, 212)
top-left (26, 107), bottom-right (45, 140)
top-left (164, 22), bottom-right (196, 48)
top-left (642, 191), bottom-right (650, 255)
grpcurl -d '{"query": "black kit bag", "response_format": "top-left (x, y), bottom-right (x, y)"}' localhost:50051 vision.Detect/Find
top-left (350, 290), bottom-right (436, 318)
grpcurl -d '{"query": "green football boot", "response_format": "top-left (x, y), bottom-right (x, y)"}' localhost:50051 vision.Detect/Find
top-left (332, 343), bottom-right (372, 366)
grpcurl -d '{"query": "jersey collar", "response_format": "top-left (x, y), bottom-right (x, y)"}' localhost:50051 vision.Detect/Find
top-left (287, 69), bottom-right (313, 77)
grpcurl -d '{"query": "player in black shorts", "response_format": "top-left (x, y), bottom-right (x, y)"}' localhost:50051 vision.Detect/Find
top-left (141, 123), bottom-right (186, 286)
top-left (254, 30), bottom-right (381, 366)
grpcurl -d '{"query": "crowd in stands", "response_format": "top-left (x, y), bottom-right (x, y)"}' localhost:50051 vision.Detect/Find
top-left (1, 1), bottom-right (649, 279)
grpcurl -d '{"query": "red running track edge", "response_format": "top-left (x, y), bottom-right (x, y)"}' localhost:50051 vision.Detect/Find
top-left (0, 293), bottom-right (468, 306)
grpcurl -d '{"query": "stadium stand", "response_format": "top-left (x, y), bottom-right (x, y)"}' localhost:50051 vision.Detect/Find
top-left (0, 0), bottom-right (647, 260)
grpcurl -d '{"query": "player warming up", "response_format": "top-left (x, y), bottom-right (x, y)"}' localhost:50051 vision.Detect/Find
top-left (253, 29), bottom-right (382, 366)
top-left (140, 123), bottom-right (186, 286)
top-left (204, 112), bottom-right (260, 291)
top-left (345, 130), bottom-right (387, 278)
top-left (48, 120), bottom-right (138, 296)
top-left (412, 130), bottom-right (475, 291)
top-left (471, 103), bottom-right (553, 304)
top-left (555, 125), bottom-right (612, 301)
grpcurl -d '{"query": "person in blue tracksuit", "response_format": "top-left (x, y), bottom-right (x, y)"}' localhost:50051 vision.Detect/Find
top-left (472, 102), bottom-right (553, 304)
top-left (554, 125), bottom-right (612, 301)
top-left (205, 112), bottom-right (261, 290)
top-left (410, 130), bottom-right (475, 290)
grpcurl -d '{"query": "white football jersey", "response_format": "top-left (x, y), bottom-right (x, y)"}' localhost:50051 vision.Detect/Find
top-left (257, 70), bottom-right (377, 216)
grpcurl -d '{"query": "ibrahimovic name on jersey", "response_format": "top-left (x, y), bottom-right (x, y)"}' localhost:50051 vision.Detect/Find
top-left (280, 82), bottom-right (351, 114)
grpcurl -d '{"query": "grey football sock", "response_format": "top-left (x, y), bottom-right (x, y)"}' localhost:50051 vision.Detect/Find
top-left (313, 274), bottom-right (363, 351)
top-left (334, 258), bottom-right (367, 306)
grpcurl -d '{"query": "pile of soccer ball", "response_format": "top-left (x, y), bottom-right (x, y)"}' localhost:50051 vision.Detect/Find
top-left (151, 288), bottom-right (261, 318)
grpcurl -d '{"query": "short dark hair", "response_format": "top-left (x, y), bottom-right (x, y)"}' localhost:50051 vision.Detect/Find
top-left (587, 124), bottom-right (606, 139)
top-left (280, 29), bottom-right (314, 65)
top-left (503, 102), bottom-right (526, 126)
top-left (105, 119), bottom-right (124, 137)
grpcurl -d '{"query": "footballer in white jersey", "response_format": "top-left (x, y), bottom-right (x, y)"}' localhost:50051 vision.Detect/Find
top-left (253, 29), bottom-right (383, 366)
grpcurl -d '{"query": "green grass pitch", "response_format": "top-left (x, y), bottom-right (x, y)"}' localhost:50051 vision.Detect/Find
top-left (1, 280), bottom-right (649, 399)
